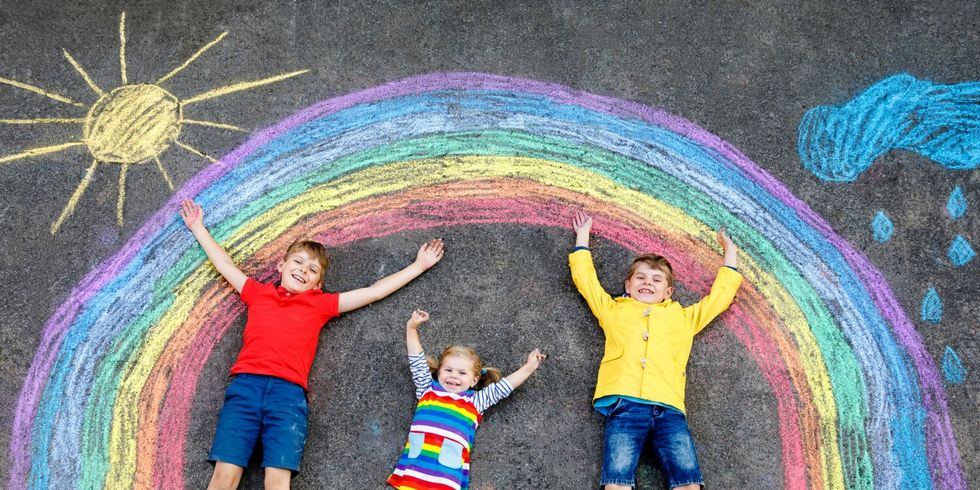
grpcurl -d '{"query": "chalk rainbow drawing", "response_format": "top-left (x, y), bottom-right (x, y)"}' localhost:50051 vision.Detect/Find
top-left (0, 12), bottom-right (307, 233)
top-left (9, 73), bottom-right (965, 489)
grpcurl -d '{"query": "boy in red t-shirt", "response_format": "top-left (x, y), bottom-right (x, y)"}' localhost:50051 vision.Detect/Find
top-left (180, 199), bottom-right (445, 490)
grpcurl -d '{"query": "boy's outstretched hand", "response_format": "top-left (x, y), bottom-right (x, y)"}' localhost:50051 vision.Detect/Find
top-left (415, 238), bottom-right (444, 270)
top-left (573, 211), bottom-right (592, 248)
top-left (179, 199), bottom-right (204, 229)
top-left (573, 211), bottom-right (592, 234)
top-left (716, 227), bottom-right (738, 268)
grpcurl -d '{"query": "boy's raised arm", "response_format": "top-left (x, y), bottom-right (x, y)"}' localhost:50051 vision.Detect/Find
top-left (338, 238), bottom-right (444, 313)
top-left (574, 211), bottom-right (592, 248)
top-left (180, 199), bottom-right (248, 293)
top-left (717, 228), bottom-right (738, 269)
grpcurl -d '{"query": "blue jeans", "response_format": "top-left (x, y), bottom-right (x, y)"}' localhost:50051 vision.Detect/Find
top-left (601, 399), bottom-right (703, 488)
top-left (209, 374), bottom-right (309, 472)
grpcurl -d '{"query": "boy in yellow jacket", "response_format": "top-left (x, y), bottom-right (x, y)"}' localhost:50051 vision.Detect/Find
top-left (569, 211), bottom-right (742, 490)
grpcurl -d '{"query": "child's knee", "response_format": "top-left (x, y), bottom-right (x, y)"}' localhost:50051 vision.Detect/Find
top-left (207, 462), bottom-right (243, 490)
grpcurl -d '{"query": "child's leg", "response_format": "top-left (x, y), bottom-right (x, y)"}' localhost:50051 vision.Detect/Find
top-left (648, 406), bottom-right (703, 489)
top-left (600, 400), bottom-right (654, 489)
top-left (264, 467), bottom-right (291, 490)
top-left (207, 462), bottom-right (244, 490)
top-left (258, 377), bottom-right (309, 483)
top-left (209, 375), bottom-right (265, 486)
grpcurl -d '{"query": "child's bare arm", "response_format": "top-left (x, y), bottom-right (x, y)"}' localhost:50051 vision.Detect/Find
top-left (338, 238), bottom-right (444, 313)
top-left (180, 199), bottom-right (247, 293)
top-left (573, 211), bottom-right (593, 248)
top-left (717, 228), bottom-right (738, 268)
top-left (405, 310), bottom-right (428, 356)
top-left (503, 349), bottom-right (546, 389)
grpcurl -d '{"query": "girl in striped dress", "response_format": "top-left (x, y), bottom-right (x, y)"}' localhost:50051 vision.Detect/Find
top-left (388, 309), bottom-right (546, 490)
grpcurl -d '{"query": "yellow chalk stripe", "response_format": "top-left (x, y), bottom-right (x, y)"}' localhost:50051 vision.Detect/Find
top-left (118, 12), bottom-right (128, 85)
top-left (156, 31), bottom-right (228, 84)
top-left (174, 140), bottom-right (217, 163)
top-left (182, 119), bottom-right (244, 132)
top-left (155, 157), bottom-right (174, 191)
top-left (109, 155), bottom-right (843, 488)
top-left (0, 118), bottom-right (85, 124)
top-left (0, 76), bottom-right (85, 106)
top-left (116, 163), bottom-right (129, 225)
top-left (62, 49), bottom-right (105, 98)
top-left (0, 141), bottom-right (84, 164)
top-left (181, 70), bottom-right (309, 105)
top-left (50, 159), bottom-right (98, 234)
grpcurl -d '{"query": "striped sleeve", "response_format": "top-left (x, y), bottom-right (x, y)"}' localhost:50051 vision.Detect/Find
top-left (408, 353), bottom-right (432, 399)
top-left (473, 378), bottom-right (514, 413)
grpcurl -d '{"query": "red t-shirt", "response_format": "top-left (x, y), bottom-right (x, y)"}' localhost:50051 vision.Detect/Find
top-left (230, 278), bottom-right (340, 390)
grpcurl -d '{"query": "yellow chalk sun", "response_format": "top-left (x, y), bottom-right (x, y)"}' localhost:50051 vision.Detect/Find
top-left (0, 12), bottom-right (307, 233)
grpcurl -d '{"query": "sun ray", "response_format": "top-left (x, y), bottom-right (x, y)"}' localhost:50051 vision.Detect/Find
top-left (154, 157), bottom-right (174, 190)
top-left (0, 77), bottom-right (85, 107)
top-left (62, 49), bottom-right (106, 98)
top-left (181, 118), bottom-right (244, 131)
top-left (51, 159), bottom-right (99, 234)
top-left (181, 69), bottom-right (309, 106)
top-left (174, 139), bottom-right (218, 163)
top-left (0, 141), bottom-right (85, 164)
top-left (156, 32), bottom-right (228, 84)
top-left (116, 163), bottom-right (129, 224)
top-left (0, 118), bottom-right (85, 124)
top-left (119, 12), bottom-right (128, 85)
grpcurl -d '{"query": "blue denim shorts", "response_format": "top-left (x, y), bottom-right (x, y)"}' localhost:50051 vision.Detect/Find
top-left (208, 374), bottom-right (309, 472)
top-left (600, 399), bottom-right (703, 488)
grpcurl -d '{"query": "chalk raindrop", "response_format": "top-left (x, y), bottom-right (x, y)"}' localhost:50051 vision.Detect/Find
top-left (871, 210), bottom-right (894, 243)
top-left (920, 287), bottom-right (942, 324)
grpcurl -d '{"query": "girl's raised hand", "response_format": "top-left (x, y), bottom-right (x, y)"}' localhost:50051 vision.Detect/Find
top-left (407, 309), bottom-right (429, 329)
top-left (415, 238), bottom-right (444, 270)
top-left (526, 348), bottom-right (547, 369)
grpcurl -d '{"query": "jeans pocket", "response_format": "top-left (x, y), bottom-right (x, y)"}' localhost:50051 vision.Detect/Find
top-left (407, 432), bottom-right (424, 458)
top-left (607, 397), bottom-right (626, 417)
top-left (437, 439), bottom-right (464, 469)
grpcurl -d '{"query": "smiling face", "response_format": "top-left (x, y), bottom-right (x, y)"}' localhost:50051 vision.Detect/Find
top-left (624, 262), bottom-right (674, 304)
top-left (276, 250), bottom-right (324, 293)
top-left (437, 354), bottom-right (481, 394)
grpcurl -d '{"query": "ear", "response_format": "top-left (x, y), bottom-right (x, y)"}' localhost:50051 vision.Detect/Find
top-left (276, 258), bottom-right (285, 274)
top-left (665, 286), bottom-right (674, 299)
top-left (623, 279), bottom-right (631, 296)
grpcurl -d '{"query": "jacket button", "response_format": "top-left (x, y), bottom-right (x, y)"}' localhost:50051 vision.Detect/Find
top-left (642, 332), bottom-right (649, 341)
top-left (643, 308), bottom-right (651, 317)
top-left (640, 357), bottom-right (647, 368)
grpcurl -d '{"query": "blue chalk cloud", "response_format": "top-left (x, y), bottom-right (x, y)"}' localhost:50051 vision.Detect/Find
top-left (798, 73), bottom-right (980, 182)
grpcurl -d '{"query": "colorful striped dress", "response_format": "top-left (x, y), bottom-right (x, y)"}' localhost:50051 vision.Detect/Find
top-left (387, 353), bottom-right (513, 490)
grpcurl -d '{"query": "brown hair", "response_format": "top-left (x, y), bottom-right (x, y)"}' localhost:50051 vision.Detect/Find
top-left (284, 239), bottom-right (329, 281)
top-left (626, 254), bottom-right (674, 287)
top-left (426, 345), bottom-right (502, 390)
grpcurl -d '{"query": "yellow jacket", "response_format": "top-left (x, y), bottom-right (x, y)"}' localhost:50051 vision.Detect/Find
top-left (570, 249), bottom-right (743, 413)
